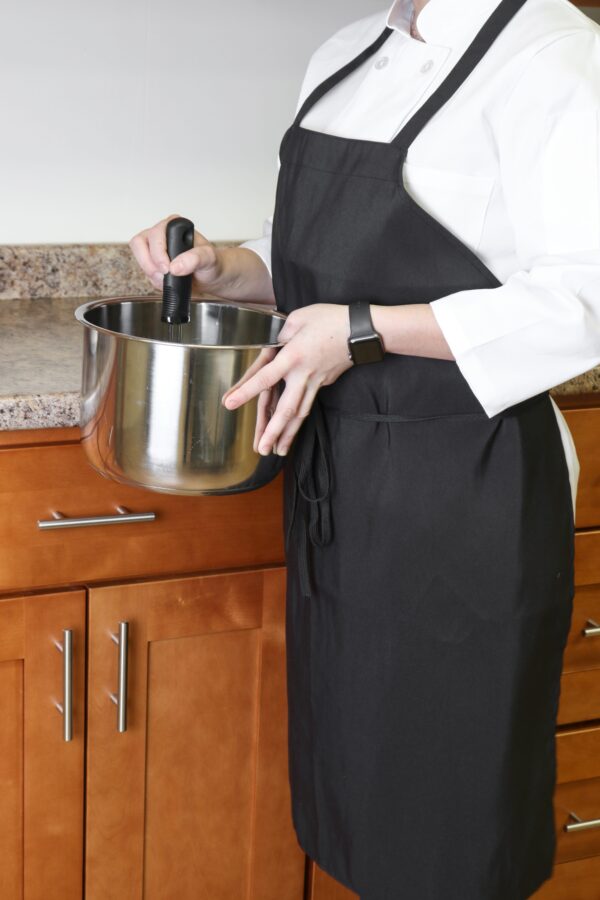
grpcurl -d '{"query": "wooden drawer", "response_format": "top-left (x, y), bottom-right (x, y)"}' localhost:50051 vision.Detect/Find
top-left (533, 855), bottom-right (600, 899)
top-left (574, 530), bottom-right (600, 588)
top-left (558, 581), bottom-right (600, 725)
top-left (553, 725), bottom-right (600, 867)
top-left (562, 586), bottom-right (600, 675)
top-left (0, 440), bottom-right (285, 593)
top-left (556, 724), bottom-right (600, 784)
top-left (554, 777), bottom-right (600, 865)
top-left (556, 534), bottom-right (600, 725)
top-left (562, 407), bottom-right (600, 529)
top-left (557, 667), bottom-right (600, 726)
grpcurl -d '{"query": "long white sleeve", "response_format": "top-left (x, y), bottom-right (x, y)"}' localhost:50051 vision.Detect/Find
top-left (429, 30), bottom-right (600, 418)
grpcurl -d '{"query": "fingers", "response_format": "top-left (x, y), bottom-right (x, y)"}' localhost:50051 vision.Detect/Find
top-left (223, 346), bottom-right (292, 410)
top-left (129, 231), bottom-right (159, 285)
top-left (147, 215), bottom-right (179, 277)
top-left (253, 385), bottom-right (279, 453)
top-left (129, 213), bottom-right (198, 290)
top-left (273, 383), bottom-right (319, 455)
top-left (129, 213), bottom-right (217, 290)
top-left (255, 374), bottom-right (314, 456)
top-left (222, 347), bottom-right (279, 404)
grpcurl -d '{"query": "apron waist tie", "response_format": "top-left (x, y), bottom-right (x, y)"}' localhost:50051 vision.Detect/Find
top-left (286, 394), bottom-right (333, 599)
top-left (283, 388), bottom-right (550, 598)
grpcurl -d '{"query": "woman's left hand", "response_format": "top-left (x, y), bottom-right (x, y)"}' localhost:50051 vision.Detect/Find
top-left (221, 303), bottom-right (353, 456)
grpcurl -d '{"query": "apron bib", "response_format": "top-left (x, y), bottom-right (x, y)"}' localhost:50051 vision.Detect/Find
top-left (271, 2), bottom-right (575, 897)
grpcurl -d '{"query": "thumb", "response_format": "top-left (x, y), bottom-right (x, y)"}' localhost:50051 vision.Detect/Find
top-left (170, 243), bottom-right (217, 276)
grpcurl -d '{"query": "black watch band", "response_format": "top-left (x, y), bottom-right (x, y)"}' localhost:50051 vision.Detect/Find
top-left (347, 300), bottom-right (385, 365)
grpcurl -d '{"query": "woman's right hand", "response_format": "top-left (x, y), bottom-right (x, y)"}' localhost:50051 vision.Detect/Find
top-left (129, 213), bottom-right (224, 294)
top-left (129, 213), bottom-right (276, 304)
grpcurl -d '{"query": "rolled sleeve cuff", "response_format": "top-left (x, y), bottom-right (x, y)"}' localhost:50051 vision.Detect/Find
top-left (430, 298), bottom-right (505, 417)
top-left (430, 288), bottom-right (600, 419)
top-left (430, 290), bottom-right (552, 419)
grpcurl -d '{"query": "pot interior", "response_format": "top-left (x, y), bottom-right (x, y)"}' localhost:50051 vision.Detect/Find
top-left (80, 298), bottom-right (284, 347)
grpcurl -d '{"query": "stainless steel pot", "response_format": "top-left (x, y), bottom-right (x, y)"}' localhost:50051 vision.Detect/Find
top-left (74, 296), bottom-right (287, 495)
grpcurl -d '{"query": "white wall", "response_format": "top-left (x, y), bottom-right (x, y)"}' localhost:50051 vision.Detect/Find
top-left (0, 0), bottom-right (382, 244)
top-left (2, 3), bottom-right (599, 245)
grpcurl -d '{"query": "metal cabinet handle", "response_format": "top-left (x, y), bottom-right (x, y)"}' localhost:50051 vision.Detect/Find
top-left (583, 618), bottom-right (600, 638)
top-left (108, 622), bottom-right (129, 733)
top-left (38, 506), bottom-right (156, 530)
top-left (565, 811), bottom-right (600, 833)
top-left (53, 629), bottom-right (73, 742)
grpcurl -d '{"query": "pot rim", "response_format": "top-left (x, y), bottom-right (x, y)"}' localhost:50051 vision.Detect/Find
top-left (74, 295), bottom-right (288, 350)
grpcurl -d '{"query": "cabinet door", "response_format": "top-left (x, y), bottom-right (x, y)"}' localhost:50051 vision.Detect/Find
top-left (85, 567), bottom-right (304, 900)
top-left (306, 862), bottom-right (357, 900)
top-left (0, 590), bottom-right (86, 899)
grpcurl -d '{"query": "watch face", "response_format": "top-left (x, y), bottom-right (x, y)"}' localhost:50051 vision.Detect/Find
top-left (349, 335), bottom-right (385, 365)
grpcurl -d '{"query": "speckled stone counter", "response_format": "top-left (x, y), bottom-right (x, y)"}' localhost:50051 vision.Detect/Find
top-left (0, 294), bottom-right (599, 431)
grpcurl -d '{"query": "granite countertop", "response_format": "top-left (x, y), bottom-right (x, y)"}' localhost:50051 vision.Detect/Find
top-left (1, 295), bottom-right (599, 431)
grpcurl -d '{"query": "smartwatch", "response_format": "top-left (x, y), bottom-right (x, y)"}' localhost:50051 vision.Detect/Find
top-left (347, 300), bottom-right (385, 365)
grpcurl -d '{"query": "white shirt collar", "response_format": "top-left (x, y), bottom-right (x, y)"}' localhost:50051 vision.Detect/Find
top-left (386, 0), bottom-right (503, 49)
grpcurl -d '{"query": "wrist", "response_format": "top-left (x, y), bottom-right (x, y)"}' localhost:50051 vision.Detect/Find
top-left (370, 304), bottom-right (405, 352)
top-left (208, 246), bottom-right (240, 296)
top-left (369, 303), bottom-right (455, 360)
top-left (210, 247), bottom-right (275, 304)
top-left (368, 304), bottom-right (389, 338)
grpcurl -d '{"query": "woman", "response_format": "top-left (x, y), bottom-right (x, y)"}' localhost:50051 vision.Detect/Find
top-left (131, 1), bottom-right (600, 896)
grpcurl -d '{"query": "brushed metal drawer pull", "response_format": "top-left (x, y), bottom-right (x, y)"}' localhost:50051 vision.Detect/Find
top-left (583, 618), bottom-right (600, 637)
top-left (53, 629), bottom-right (73, 742)
top-left (108, 621), bottom-right (129, 734)
top-left (38, 506), bottom-right (156, 530)
top-left (565, 811), bottom-right (600, 833)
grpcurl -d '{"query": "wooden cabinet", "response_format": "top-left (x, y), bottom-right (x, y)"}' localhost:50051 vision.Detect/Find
top-left (0, 427), bottom-right (302, 900)
top-left (0, 590), bottom-right (86, 900)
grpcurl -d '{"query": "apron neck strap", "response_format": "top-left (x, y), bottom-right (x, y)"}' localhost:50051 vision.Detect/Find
top-left (292, 0), bottom-right (529, 151)
top-left (391, 0), bottom-right (529, 151)
top-left (292, 27), bottom-right (393, 128)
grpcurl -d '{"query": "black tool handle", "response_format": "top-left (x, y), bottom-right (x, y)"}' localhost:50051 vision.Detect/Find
top-left (161, 217), bottom-right (195, 324)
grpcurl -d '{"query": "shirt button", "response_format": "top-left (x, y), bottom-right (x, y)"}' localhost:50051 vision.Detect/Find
top-left (374, 56), bottom-right (389, 70)
top-left (420, 59), bottom-right (435, 74)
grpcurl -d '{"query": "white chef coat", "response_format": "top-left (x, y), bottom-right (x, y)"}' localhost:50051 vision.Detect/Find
top-left (241, 0), bottom-right (600, 515)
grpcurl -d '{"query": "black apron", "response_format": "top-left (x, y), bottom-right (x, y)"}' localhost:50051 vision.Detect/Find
top-left (270, 1), bottom-right (575, 897)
